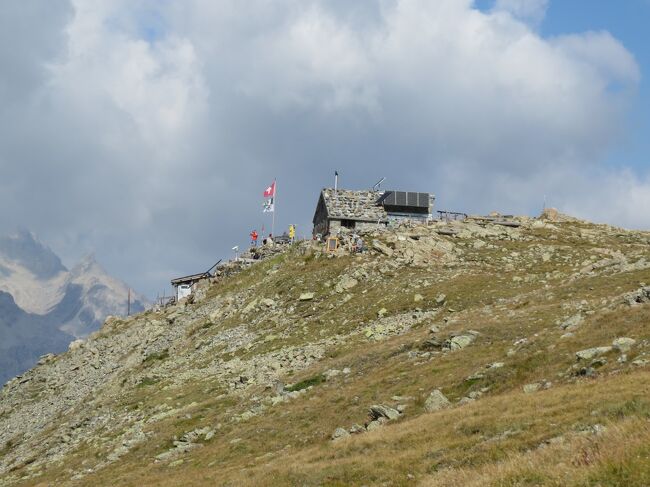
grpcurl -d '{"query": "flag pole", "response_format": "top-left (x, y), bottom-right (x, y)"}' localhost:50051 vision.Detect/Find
top-left (272, 178), bottom-right (276, 237)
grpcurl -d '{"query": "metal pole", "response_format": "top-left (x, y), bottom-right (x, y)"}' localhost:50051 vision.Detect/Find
top-left (271, 179), bottom-right (276, 236)
top-left (127, 288), bottom-right (131, 316)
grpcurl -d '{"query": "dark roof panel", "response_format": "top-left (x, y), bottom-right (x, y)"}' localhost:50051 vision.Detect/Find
top-left (381, 191), bottom-right (430, 209)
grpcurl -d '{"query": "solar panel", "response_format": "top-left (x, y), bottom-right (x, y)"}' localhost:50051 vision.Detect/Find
top-left (378, 191), bottom-right (430, 210)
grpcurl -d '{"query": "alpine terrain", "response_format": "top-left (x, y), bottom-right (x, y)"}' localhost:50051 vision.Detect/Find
top-left (1, 213), bottom-right (649, 486)
top-left (0, 230), bottom-right (148, 385)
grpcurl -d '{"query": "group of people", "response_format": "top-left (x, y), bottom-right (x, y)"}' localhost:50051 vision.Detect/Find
top-left (250, 224), bottom-right (296, 247)
top-left (249, 230), bottom-right (272, 246)
top-left (248, 226), bottom-right (365, 254)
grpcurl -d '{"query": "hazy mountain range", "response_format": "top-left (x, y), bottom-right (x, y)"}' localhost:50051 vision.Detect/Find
top-left (0, 230), bottom-right (147, 384)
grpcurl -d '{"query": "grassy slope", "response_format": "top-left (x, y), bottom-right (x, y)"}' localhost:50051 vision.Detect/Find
top-left (14, 220), bottom-right (650, 486)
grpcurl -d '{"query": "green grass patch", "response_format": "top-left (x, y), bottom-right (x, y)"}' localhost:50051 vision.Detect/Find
top-left (143, 349), bottom-right (169, 364)
top-left (137, 376), bottom-right (160, 387)
top-left (286, 374), bottom-right (325, 392)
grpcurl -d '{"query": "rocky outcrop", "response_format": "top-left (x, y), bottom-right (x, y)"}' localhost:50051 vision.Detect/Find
top-left (424, 390), bottom-right (451, 412)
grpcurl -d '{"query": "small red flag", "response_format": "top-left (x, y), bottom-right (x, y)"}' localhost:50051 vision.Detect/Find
top-left (263, 181), bottom-right (276, 198)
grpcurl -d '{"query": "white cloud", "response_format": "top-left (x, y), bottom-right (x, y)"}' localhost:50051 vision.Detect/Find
top-left (493, 0), bottom-right (549, 25)
top-left (0, 0), bottom-right (647, 296)
top-left (55, 0), bottom-right (208, 153)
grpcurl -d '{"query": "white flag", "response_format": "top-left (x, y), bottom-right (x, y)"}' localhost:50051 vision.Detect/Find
top-left (263, 197), bottom-right (274, 213)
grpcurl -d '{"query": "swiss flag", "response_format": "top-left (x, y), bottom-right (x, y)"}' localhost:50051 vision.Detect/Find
top-left (263, 181), bottom-right (276, 198)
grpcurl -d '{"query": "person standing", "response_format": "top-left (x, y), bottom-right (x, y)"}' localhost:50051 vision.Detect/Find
top-left (250, 229), bottom-right (258, 247)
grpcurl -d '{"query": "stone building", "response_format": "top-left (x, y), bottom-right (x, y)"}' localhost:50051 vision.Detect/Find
top-left (312, 188), bottom-right (435, 237)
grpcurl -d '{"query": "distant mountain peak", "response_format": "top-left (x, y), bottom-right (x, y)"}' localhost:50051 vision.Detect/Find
top-left (0, 231), bottom-right (149, 383)
top-left (0, 229), bottom-right (67, 279)
top-left (71, 253), bottom-right (99, 274)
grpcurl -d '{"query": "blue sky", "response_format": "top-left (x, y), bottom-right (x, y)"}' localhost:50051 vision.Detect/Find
top-left (477, 0), bottom-right (650, 173)
top-left (542, 0), bottom-right (650, 173)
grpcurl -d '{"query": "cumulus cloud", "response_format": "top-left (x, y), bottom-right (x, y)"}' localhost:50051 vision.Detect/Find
top-left (0, 0), bottom-right (645, 296)
top-left (493, 0), bottom-right (549, 25)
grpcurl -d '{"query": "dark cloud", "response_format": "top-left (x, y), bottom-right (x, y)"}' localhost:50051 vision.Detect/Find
top-left (0, 0), bottom-right (645, 297)
top-left (0, 0), bottom-right (73, 104)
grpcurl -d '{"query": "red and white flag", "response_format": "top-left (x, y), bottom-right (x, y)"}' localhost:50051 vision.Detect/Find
top-left (263, 181), bottom-right (276, 198)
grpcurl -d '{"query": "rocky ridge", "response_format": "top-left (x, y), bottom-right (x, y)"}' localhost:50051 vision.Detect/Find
top-left (1, 214), bottom-right (649, 486)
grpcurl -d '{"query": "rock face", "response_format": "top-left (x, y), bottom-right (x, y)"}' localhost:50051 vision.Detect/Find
top-left (0, 291), bottom-right (72, 384)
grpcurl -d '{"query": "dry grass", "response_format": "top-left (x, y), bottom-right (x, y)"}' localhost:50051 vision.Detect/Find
top-left (10, 222), bottom-right (650, 487)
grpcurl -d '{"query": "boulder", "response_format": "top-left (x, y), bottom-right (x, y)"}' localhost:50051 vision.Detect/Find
top-left (539, 208), bottom-right (559, 221)
top-left (445, 334), bottom-right (476, 351)
top-left (612, 337), bottom-right (636, 353)
top-left (68, 339), bottom-right (85, 351)
top-left (299, 292), bottom-right (315, 301)
top-left (523, 383), bottom-right (541, 394)
top-left (372, 240), bottom-right (394, 257)
top-left (435, 294), bottom-right (447, 305)
top-left (366, 417), bottom-right (387, 431)
top-left (486, 362), bottom-right (505, 370)
top-left (261, 298), bottom-right (275, 307)
top-left (335, 277), bottom-right (358, 294)
top-left (576, 347), bottom-right (612, 361)
top-left (473, 240), bottom-right (486, 249)
top-left (623, 286), bottom-right (650, 306)
top-left (414, 294), bottom-right (424, 303)
top-left (369, 404), bottom-right (401, 421)
top-left (331, 428), bottom-right (350, 441)
top-left (560, 314), bottom-right (583, 330)
top-left (524, 381), bottom-right (551, 393)
top-left (324, 369), bottom-right (341, 381)
top-left (424, 389), bottom-right (450, 412)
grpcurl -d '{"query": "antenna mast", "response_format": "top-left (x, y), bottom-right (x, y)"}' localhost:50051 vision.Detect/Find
top-left (372, 177), bottom-right (386, 192)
